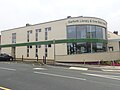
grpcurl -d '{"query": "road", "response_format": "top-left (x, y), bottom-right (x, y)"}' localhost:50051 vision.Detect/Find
top-left (0, 62), bottom-right (120, 90)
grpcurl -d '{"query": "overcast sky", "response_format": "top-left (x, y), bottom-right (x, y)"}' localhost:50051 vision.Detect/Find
top-left (0, 0), bottom-right (120, 34)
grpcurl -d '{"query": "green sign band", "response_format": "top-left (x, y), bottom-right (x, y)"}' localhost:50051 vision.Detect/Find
top-left (0, 38), bottom-right (107, 48)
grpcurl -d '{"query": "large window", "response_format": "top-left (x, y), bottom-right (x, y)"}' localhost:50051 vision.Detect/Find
top-left (67, 42), bottom-right (107, 55)
top-left (67, 25), bottom-right (107, 39)
top-left (67, 25), bottom-right (107, 55)
top-left (102, 27), bottom-right (107, 39)
top-left (67, 26), bottom-right (76, 39)
top-left (90, 26), bottom-right (96, 38)
top-left (96, 26), bottom-right (103, 39)
top-left (76, 26), bottom-right (87, 39)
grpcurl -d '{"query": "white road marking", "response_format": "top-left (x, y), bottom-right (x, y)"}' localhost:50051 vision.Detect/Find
top-left (102, 69), bottom-right (120, 72)
top-left (0, 67), bottom-right (16, 71)
top-left (0, 86), bottom-right (11, 90)
top-left (69, 67), bottom-right (88, 71)
top-left (34, 71), bottom-right (120, 87)
top-left (83, 73), bottom-right (120, 80)
top-left (33, 68), bottom-right (47, 70)
top-left (34, 71), bottom-right (86, 81)
top-left (46, 65), bottom-right (68, 69)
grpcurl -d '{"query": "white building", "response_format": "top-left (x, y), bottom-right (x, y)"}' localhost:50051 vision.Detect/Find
top-left (0, 16), bottom-right (120, 63)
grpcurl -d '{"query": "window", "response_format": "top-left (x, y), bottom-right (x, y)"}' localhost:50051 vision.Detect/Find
top-left (48, 44), bottom-right (51, 47)
top-left (30, 45), bottom-right (32, 48)
top-left (67, 42), bottom-right (107, 55)
top-left (86, 26), bottom-right (96, 38)
top-left (35, 29), bottom-right (41, 41)
top-left (67, 43), bottom-right (77, 54)
top-left (45, 27), bottom-right (51, 40)
top-left (96, 26), bottom-right (103, 39)
top-left (91, 26), bottom-right (96, 38)
top-left (48, 27), bottom-right (51, 31)
top-left (45, 28), bottom-right (48, 40)
top-left (36, 30), bottom-right (38, 41)
top-left (35, 45), bottom-right (38, 57)
top-left (29, 30), bottom-right (32, 34)
top-left (76, 26), bottom-right (81, 39)
top-left (27, 30), bottom-right (32, 42)
top-left (102, 27), bottom-right (107, 39)
top-left (67, 25), bottom-right (107, 55)
top-left (86, 26), bottom-right (91, 38)
top-left (80, 26), bottom-right (87, 38)
top-left (67, 26), bottom-right (76, 39)
top-left (45, 48), bottom-right (47, 57)
top-left (12, 33), bottom-right (16, 43)
top-left (45, 45), bottom-right (47, 57)
top-left (38, 45), bottom-right (41, 48)
top-left (37, 29), bottom-right (41, 32)
top-left (67, 25), bottom-right (106, 39)
top-left (27, 31), bottom-right (29, 42)
top-left (27, 46), bottom-right (29, 57)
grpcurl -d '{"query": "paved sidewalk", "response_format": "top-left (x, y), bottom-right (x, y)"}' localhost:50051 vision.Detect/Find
top-left (13, 60), bottom-right (120, 72)
top-left (55, 62), bottom-right (120, 72)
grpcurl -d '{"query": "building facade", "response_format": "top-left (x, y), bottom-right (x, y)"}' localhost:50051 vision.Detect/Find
top-left (0, 16), bottom-right (120, 62)
top-left (108, 31), bottom-right (120, 52)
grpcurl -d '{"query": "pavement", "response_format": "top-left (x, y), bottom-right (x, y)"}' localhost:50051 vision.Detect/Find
top-left (11, 60), bottom-right (120, 72)
top-left (54, 62), bottom-right (120, 72)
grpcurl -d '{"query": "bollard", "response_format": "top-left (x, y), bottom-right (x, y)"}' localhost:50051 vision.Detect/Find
top-left (84, 59), bottom-right (85, 66)
top-left (98, 60), bottom-right (101, 66)
top-left (112, 60), bottom-right (115, 66)
top-left (44, 56), bottom-right (46, 64)
top-left (43, 56), bottom-right (45, 64)
top-left (43, 56), bottom-right (47, 64)
top-left (22, 55), bottom-right (23, 61)
top-left (36, 54), bottom-right (38, 61)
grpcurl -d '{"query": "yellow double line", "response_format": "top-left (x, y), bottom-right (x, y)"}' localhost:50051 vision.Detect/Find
top-left (0, 86), bottom-right (11, 90)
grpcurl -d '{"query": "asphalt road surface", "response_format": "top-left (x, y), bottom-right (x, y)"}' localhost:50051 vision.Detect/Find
top-left (0, 62), bottom-right (120, 90)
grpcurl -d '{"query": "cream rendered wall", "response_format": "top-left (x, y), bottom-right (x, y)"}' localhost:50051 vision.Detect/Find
top-left (38, 45), bottom-right (45, 59)
top-left (1, 31), bottom-right (12, 44)
top-left (1, 19), bottom-right (67, 60)
top-left (108, 41), bottom-right (119, 51)
top-left (1, 47), bottom-right (11, 55)
top-left (56, 52), bottom-right (120, 62)
top-left (108, 31), bottom-right (120, 52)
top-left (55, 43), bottom-right (67, 56)
top-left (16, 46), bottom-right (27, 58)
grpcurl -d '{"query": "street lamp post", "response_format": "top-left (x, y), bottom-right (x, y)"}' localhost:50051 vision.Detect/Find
top-left (90, 26), bottom-right (93, 53)
top-left (53, 39), bottom-right (56, 65)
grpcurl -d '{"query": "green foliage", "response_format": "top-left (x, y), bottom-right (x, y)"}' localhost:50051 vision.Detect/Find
top-left (100, 61), bottom-right (112, 65)
top-left (115, 60), bottom-right (120, 64)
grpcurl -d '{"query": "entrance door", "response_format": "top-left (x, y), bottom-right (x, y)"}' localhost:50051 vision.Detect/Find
top-left (11, 47), bottom-right (16, 59)
top-left (109, 47), bottom-right (113, 52)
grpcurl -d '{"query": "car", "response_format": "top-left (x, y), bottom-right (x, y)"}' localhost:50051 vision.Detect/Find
top-left (0, 53), bottom-right (13, 61)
